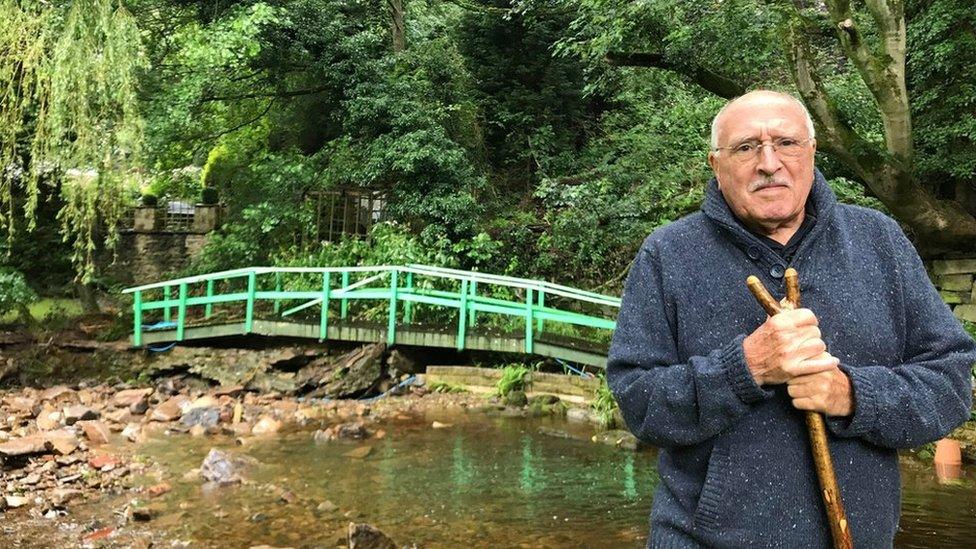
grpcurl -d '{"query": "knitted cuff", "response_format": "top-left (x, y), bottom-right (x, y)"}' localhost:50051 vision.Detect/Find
top-left (720, 334), bottom-right (772, 405)
top-left (826, 364), bottom-right (878, 438)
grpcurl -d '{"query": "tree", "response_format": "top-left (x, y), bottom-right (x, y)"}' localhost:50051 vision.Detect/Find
top-left (0, 0), bottom-right (144, 288)
top-left (558, 0), bottom-right (976, 255)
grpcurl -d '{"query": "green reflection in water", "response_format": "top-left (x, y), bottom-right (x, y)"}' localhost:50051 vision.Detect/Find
top-left (520, 434), bottom-right (543, 495)
top-left (452, 435), bottom-right (474, 488)
top-left (623, 452), bottom-right (637, 499)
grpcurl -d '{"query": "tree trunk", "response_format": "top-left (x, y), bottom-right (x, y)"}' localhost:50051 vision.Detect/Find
top-left (76, 282), bottom-right (100, 314)
top-left (388, 0), bottom-right (405, 53)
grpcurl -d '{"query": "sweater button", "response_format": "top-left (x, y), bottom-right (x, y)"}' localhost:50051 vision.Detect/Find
top-left (747, 246), bottom-right (761, 260)
top-left (770, 264), bottom-right (785, 278)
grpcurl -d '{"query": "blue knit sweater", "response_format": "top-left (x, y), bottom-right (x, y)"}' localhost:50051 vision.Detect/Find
top-left (607, 171), bottom-right (976, 548)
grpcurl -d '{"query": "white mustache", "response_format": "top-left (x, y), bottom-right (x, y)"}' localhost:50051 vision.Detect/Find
top-left (749, 178), bottom-right (790, 192)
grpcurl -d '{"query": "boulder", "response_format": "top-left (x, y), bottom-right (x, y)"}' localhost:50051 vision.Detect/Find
top-left (251, 416), bottom-right (281, 436)
top-left (348, 523), bottom-right (396, 549)
top-left (45, 430), bottom-right (80, 455)
top-left (200, 448), bottom-right (243, 485)
top-left (0, 434), bottom-right (52, 457)
top-left (79, 421), bottom-right (111, 445)
top-left (62, 405), bottom-right (98, 425)
top-left (150, 396), bottom-right (189, 422)
top-left (113, 388), bottom-right (153, 408)
top-left (40, 386), bottom-right (75, 403)
top-left (181, 407), bottom-right (221, 429)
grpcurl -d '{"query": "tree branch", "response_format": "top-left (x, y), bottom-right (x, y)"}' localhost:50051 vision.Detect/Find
top-left (605, 52), bottom-right (746, 99)
top-left (200, 84), bottom-right (331, 103)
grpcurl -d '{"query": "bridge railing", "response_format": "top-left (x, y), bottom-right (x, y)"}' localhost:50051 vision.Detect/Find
top-left (122, 265), bottom-right (621, 355)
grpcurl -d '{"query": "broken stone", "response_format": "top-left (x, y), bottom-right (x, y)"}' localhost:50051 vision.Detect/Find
top-left (35, 407), bottom-right (61, 430)
top-left (62, 405), bottom-right (98, 425)
top-left (150, 396), bottom-right (189, 422)
top-left (121, 423), bottom-right (142, 443)
top-left (343, 446), bottom-right (372, 459)
top-left (147, 481), bottom-right (172, 498)
top-left (79, 421), bottom-right (111, 445)
top-left (348, 523), bottom-right (396, 549)
top-left (251, 416), bottom-right (281, 436)
top-left (200, 448), bottom-right (242, 485)
top-left (112, 388), bottom-right (153, 408)
top-left (40, 386), bottom-right (75, 403)
top-left (129, 397), bottom-right (150, 415)
top-left (20, 473), bottom-right (41, 485)
top-left (51, 488), bottom-right (83, 506)
top-left (5, 495), bottom-right (30, 509)
top-left (317, 500), bottom-right (338, 513)
top-left (0, 434), bottom-right (52, 457)
top-left (7, 396), bottom-right (38, 414)
top-left (45, 430), bottom-right (80, 455)
top-left (89, 454), bottom-right (121, 470)
top-left (182, 407), bottom-right (220, 429)
top-left (132, 505), bottom-right (161, 521)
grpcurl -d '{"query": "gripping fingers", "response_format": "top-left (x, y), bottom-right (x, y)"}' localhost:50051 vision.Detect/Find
top-left (788, 355), bottom-right (840, 377)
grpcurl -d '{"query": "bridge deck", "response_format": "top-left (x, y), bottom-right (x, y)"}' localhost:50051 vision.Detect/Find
top-left (138, 318), bottom-right (610, 367)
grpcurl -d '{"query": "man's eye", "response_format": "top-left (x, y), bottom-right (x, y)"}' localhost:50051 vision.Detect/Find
top-left (777, 138), bottom-right (799, 147)
top-left (733, 143), bottom-right (757, 154)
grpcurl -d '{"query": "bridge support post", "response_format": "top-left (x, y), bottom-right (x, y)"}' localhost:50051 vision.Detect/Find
top-left (273, 272), bottom-right (282, 315)
top-left (205, 279), bottom-right (214, 318)
top-left (133, 290), bottom-right (142, 347)
top-left (404, 272), bottom-right (413, 323)
top-left (244, 271), bottom-right (256, 334)
top-left (469, 281), bottom-right (477, 326)
top-left (387, 270), bottom-right (398, 345)
top-left (163, 285), bottom-right (171, 323)
top-left (525, 288), bottom-right (534, 354)
top-left (176, 283), bottom-right (188, 341)
top-left (320, 272), bottom-right (331, 341)
top-left (536, 290), bottom-right (545, 334)
top-left (457, 279), bottom-right (468, 350)
top-left (340, 271), bottom-right (350, 319)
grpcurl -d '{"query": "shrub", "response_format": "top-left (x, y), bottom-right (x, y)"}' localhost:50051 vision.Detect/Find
top-left (0, 269), bottom-right (38, 321)
top-left (592, 373), bottom-right (619, 428)
top-left (201, 187), bottom-right (219, 205)
top-left (496, 364), bottom-right (530, 397)
top-left (141, 194), bottom-right (158, 207)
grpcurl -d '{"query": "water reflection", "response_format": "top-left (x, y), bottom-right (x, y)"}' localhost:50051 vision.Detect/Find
top-left (123, 412), bottom-right (973, 548)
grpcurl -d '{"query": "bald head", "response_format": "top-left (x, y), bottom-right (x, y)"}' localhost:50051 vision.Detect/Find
top-left (710, 91), bottom-right (815, 150)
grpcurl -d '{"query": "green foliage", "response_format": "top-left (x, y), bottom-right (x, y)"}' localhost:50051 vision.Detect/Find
top-left (428, 380), bottom-right (468, 393)
top-left (201, 187), bottom-right (220, 205)
top-left (140, 194), bottom-right (158, 207)
top-left (0, 268), bottom-right (38, 321)
top-left (496, 364), bottom-right (531, 397)
top-left (0, 0), bottom-right (144, 282)
top-left (592, 373), bottom-right (619, 428)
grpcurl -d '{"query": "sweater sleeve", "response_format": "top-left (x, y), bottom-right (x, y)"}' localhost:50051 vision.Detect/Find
top-left (826, 222), bottom-right (976, 448)
top-left (606, 245), bottom-right (773, 448)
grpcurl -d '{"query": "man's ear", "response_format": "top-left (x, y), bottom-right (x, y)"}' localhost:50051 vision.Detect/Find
top-left (707, 152), bottom-right (720, 188)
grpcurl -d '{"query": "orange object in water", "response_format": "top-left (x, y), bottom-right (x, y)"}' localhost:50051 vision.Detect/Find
top-left (934, 438), bottom-right (962, 482)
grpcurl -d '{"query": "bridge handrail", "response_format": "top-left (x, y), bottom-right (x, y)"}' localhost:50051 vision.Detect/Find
top-left (122, 264), bottom-right (620, 359)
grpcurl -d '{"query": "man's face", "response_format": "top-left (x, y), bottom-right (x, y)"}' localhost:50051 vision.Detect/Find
top-left (707, 95), bottom-right (817, 231)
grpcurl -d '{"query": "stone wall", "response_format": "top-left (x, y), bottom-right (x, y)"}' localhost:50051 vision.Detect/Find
top-left (103, 232), bottom-right (210, 287)
top-left (929, 258), bottom-right (976, 323)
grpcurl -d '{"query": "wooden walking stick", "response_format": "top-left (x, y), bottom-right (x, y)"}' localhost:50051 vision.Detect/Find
top-left (746, 268), bottom-right (854, 549)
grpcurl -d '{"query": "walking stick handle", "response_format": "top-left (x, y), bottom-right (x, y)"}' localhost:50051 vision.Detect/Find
top-left (745, 269), bottom-right (854, 549)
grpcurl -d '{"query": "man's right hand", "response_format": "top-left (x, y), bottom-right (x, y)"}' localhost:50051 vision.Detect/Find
top-left (742, 308), bottom-right (839, 386)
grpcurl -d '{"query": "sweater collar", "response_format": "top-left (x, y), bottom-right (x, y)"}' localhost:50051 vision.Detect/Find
top-left (701, 168), bottom-right (836, 251)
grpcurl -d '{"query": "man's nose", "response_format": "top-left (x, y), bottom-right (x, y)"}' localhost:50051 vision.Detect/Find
top-left (756, 143), bottom-right (783, 175)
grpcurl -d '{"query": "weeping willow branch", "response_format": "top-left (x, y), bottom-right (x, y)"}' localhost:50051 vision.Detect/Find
top-left (0, 0), bottom-right (145, 282)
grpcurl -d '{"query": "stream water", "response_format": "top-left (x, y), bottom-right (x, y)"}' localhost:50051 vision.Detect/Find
top-left (118, 410), bottom-right (975, 548)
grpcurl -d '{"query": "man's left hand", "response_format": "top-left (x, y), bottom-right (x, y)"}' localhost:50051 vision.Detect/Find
top-left (785, 357), bottom-right (854, 417)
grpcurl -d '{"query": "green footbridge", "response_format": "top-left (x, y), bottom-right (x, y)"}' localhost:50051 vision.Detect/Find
top-left (123, 265), bottom-right (621, 367)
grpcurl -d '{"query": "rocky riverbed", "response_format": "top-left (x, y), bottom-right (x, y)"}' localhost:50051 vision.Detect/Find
top-left (0, 366), bottom-right (636, 547)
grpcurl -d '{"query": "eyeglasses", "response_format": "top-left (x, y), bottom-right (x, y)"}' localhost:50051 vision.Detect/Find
top-left (712, 137), bottom-right (813, 162)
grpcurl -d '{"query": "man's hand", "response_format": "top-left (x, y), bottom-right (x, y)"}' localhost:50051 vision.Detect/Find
top-left (786, 362), bottom-right (854, 416)
top-left (742, 308), bottom-right (838, 385)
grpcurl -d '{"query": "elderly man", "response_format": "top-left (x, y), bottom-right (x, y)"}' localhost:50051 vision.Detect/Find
top-left (607, 90), bottom-right (976, 547)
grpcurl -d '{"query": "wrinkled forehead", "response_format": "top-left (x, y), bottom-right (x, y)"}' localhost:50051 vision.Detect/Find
top-left (716, 98), bottom-right (809, 143)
